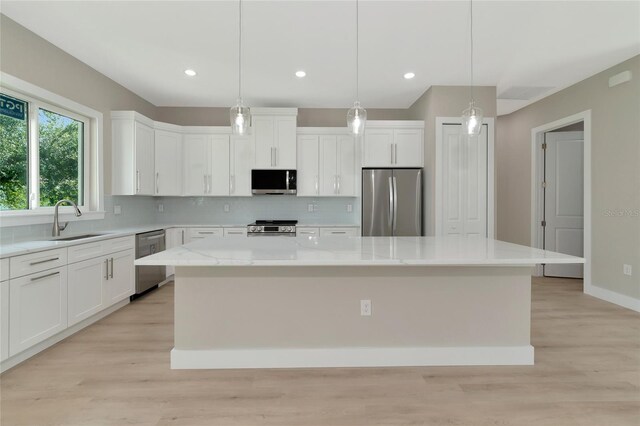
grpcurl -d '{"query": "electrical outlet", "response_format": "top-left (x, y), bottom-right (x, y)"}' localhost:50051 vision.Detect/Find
top-left (347, 204), bottom-right (353, 213)
top-left (157, 204), bottom-right (164, 213)
top-left (113, 205), bottom-right (121, 215)
top-left (623, 264), bottom-right (632, 276)
top-left (313, 204), bottom-right (319, 212)
top-left (224, 204), bottom-right (230, 212)
top-left (360, 299), bottom-right (372, 316)
top-left (308, 203), bottom-right (314, 212)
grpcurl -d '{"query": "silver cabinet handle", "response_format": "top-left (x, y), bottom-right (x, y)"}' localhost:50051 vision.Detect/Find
top-left (274, 147), bottom-right (278, 167)
top-left (270, 147), bottom-right (274, 167)
top-left (394, 144), bottom-right (398, 165)
top-left (143, 235), bottom-right (165, 241)
top-left (109, 257), bottom-right (114, 279)
top-left (29, 257), bottom-right (59, 266)
top-left (388, 176), bottom-right (394, 229)
top-left (227, 231), bottom-right (243, 235)
top-left (230, 175), bottom-right (235, 194)
top-left (208, 175), bottom-right (213, 194)
top-left (104, 259), bottom-right (109, 280)
top-left (203, 174), bottom-right (207, 193)
top-left (181, 229), bottom-right (185, 244)
top-left (337, 175), bottom-right (341, 194)
top-left (315, 175), bottom-right (319, 195)
top-left (136, 170), bottom-right (141, 193)
top-left (393, 176), bottom-right (398, 234)
top-left (332, 231), bottom-right (347, 234)
top-left (390, 144), bottom-right (394, 165)
top-left (156, 172), bottom-right (159, 194)
top-left (333, 175), bottom-right (337, 194)
top-left (198, 231), bottom-right (217, 234)
top-left (30, 271), bottom-right (59, 282)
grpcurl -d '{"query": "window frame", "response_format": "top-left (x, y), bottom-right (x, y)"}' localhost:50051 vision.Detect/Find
top-left (0, 73), bottom-right (104, 227)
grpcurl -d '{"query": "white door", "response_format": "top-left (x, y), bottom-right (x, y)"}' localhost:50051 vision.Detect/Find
top-left (393, 129), bottom-right (423, 167)
top-left (183, 134), bottom-right (210, 196)
top-left (320, 136), bottom-right (338, 195)
top-left (134, 122), bottom-right (155, 195)
top-left (67, 257), bottom-right (107, 326)
top-left (230, 135), bottom-right (253, 196)
top-left (10, 266), bottom-right (67, 356)
top-left (543, 131), bottom-right (584, 278)
top-left (363, 129), bottom-right (393, 167)
top-left (106, 250), bottom-right (135, 306)
top-left (297, 135), bottom-right (319, 196)
top-left (337, 135), bottom-right (356, 196)
top-left (441, 124), bottom-right (488, 237)
top-left (154, 130), bottom-right (182, 196)
top-left (275, 116), bottom-right (297, 168)
top-left (210, 135), bottom-right (230, 196)
top-left (253, 116), bottom-right (275, 169)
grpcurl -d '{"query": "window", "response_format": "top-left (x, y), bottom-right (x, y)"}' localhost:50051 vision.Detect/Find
top-left (0, 90), bottom-right (89, 211)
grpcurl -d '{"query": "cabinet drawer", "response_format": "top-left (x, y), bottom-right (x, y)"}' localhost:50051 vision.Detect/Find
top-left (1, 258), bottom-right (9, 282)
top-left (10, 248), bottom-right (67, 279)
top-left (297, 227), bottom-right (320, 236)
top-left (188, 228), bottom-right (223, 239)
top-left (319, 227), bottom-right (359, 237)
top-left (103, 235), bottom-right (135, 253)
top-left (67, 241), bottom-right (104, 264)
top-left (224, 228), bottom-right (247, 237)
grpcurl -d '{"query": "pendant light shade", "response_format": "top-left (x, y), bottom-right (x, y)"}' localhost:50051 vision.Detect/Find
top-left (462, 101), bottom-right (483, 136)
top-left (461, 0), bottom-right (483, 137)
top-left (347, 101), bottom-right (367, 136)
top-left (347, 0), bottom-right (366, 137)
top-left (230, 98), bottom-right (250, 135)
top-left (230, 0), bottom-right (250, 135)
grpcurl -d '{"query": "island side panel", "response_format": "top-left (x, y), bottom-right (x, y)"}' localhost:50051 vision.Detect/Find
top-left (173, 265), bottom-right (533, 368)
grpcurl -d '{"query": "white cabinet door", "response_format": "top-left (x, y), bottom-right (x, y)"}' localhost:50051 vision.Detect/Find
top-left (183, 134), bottom-right (210, 196)
top-left (10, 266), bottom-right (67, 356)
top-left (154, 130), bottom-right (182, 196)
top-left (253, 116), bottom-right (275, 169)
top-left (1, 280), bottom-right (9, 361)
top-left (67, 257), bottom-right (106, 326)
top-left (394, 129), bottom-right (423, 167)
top-left (337, 135), bottom-right (356, 196)
top-left (210, 135), bottom-right (230, 196)
top-left (297, 135), bottom-right (319, 196)
top-left (363, 129), bottom-right (393, 167)
top-left (320, 136), bottom-right (338, 196)
top-left (135, 122), bottom-right (155, 195)
top-left (230, 135), bottom-right (253, 196)
top-left (275, 116), bottom-right (297, 168)
top-left (106, 249), bottom-right (135, 306)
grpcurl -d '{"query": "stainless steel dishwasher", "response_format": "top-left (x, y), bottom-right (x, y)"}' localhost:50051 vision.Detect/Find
top-left (134, 229), bottom-right (166, 298)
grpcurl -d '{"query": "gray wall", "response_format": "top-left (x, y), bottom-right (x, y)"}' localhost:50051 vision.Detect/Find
top-left (497, 55), bottom-right (640, 300)
top-left (407, 86), bottom-right (497, 236)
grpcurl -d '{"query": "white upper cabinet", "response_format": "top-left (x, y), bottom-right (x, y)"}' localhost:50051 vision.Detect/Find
top-left (230, 135), bottom-right (253, 196)
top-left (154, 129), bottom-right (182, 196)
top-left (183, 134), bottom-right (230, 196)
top-left (296, 135), bottom-right (320, 196)
top-left (297, 131), bottom-right (357, 197)
top-left (111, 112), bottom-right (155, 195)
top-left (252, 108), bottom-right (298, 169)
top-left (362, 121), bottom-right (424, 168)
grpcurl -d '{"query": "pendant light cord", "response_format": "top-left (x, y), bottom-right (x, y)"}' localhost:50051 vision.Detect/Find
top-left (469, 0), bottom-right (474, 103)
top-left (238, 0), bottom-right (242, 101)
top-left (356, 0), bottom-right (359, 102)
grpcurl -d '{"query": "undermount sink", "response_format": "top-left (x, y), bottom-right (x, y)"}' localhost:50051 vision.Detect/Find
top-left (52, 233), bottom-right (106, 241)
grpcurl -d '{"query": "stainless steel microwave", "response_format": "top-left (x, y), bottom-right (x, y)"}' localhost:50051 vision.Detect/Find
top-left (251, 169), bottom-right (297, 195)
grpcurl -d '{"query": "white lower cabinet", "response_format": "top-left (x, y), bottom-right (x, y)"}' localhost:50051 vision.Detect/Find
top-left (107, 250), bottom-right (135, 305)
top-left (67, 257), bottom-right (108, 326)
top-left (9, 266), bottom-right (68, 356)
top-left (1, 280), bottom-right (9, 361)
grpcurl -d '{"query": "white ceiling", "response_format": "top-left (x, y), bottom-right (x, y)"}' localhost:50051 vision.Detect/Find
top-left (2, 1), bottom-right (639, 115)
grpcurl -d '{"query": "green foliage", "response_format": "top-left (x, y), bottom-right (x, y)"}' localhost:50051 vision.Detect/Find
top-left (0, 107), bottom-right (82, 210)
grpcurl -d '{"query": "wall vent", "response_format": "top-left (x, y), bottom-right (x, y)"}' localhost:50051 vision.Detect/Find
top-left (497, 86), bottom-right (554, 100)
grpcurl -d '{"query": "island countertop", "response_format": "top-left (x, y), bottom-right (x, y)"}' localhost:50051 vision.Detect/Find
top-left (134, 236), bottom-right (584, 267)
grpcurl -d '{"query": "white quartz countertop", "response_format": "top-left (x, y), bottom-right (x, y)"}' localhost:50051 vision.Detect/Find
top-left (134, 236), bottom-right (584, 267)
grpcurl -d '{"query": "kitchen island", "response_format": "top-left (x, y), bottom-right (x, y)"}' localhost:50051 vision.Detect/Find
top-left (135, 236), bottom-right (583, 369)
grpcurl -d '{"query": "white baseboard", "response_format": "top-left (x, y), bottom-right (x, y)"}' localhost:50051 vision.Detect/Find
top-left (1, 298), bottom-right (129, 373)
top-left (171, 345), bottom-right (535, 369)
top-left (585, 284), bottom-right (640, 312)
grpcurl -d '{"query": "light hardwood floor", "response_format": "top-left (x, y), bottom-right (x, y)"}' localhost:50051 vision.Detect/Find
top-left (1, 277), bottom-right (639, 426)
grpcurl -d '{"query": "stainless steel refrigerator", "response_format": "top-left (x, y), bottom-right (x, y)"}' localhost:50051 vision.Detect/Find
top-left (362, 168), bottom-right (422, 236)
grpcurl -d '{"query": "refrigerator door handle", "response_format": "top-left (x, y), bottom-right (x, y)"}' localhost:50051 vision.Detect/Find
top-left (393, 176), bottom-right (398, 234)
top-left (388, 176), bottom-right (394, 230)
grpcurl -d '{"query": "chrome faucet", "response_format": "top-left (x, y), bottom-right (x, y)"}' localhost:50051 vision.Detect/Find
top-left (52, 199), bottom-right (82, 237)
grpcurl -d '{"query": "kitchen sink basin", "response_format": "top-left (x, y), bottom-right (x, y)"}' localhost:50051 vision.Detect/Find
top-left (52, 233), bottom-right (106, 241)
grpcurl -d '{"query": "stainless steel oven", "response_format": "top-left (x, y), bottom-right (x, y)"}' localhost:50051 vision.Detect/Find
top-left (247, 220), bottom-right (297, 236)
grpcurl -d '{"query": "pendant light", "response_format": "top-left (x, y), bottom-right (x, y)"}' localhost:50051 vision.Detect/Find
top-left (347, 0), bottom-right (366, 136)
top-left (461, 0), bottom-right (483, 136)
top-left (230, 0), bottom-right (250, 135)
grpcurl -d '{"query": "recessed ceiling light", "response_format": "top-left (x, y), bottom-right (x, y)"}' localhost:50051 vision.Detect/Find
top-left (295, 70), bottom-right (306, 78)
top-left (404, 72), bottom-right (415, 80)
top-left (184, 69), bottom-right (197, 77)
